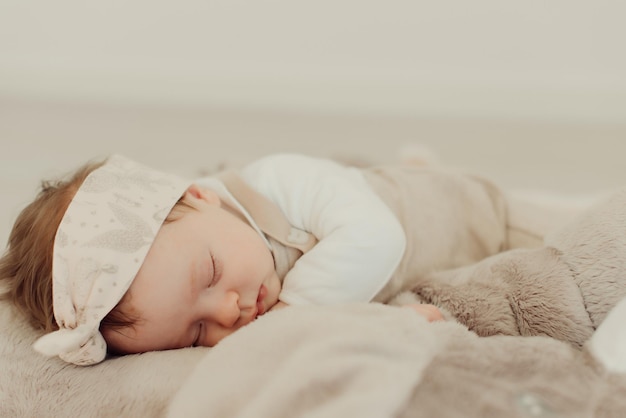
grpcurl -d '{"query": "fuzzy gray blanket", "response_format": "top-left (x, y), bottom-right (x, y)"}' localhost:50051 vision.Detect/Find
top-left (401, 188), bottom-right (626, 350)
top-left (168, 302), bottom-right (626, 418)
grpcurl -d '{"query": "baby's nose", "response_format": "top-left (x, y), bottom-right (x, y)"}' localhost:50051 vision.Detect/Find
top-left (212, 291), bottom-right (241, 328)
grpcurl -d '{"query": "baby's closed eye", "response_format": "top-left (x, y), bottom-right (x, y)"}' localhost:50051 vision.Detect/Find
top-left (208, 254), bottom-right (222, 287)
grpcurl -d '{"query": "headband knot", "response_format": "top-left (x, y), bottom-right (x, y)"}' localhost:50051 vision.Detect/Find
top-left (33, 324), bottom-right (106, 365)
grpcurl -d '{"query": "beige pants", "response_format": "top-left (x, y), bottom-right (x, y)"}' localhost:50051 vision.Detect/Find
top-left (363, 165), bottom-right (588, 302)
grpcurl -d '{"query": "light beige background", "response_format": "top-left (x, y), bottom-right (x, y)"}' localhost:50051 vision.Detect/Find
top-left (1, 1), bottom-right (625, 245)
top-left (2, 98), bottom-right (625, 246)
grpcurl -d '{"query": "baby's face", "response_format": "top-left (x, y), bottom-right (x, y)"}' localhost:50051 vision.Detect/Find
top-left (103, 185), bottom-right (282, 353)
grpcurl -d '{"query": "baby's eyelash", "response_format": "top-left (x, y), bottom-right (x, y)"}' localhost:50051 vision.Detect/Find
top-left (209, 254), bottom-right (222, 287)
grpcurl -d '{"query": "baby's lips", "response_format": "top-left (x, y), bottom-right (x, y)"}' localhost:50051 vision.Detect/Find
top-left (256, 284), bottom-right (268, 316)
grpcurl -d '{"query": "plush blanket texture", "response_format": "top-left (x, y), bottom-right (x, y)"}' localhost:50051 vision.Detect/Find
top-left (168, 302), bottom-right (626, 418)
top-left (403, 189), bottom-right (626, 350)
top-left (2, 297), bottom-right (625, 418)
top-left (0, 300), bottom-right (207, 417)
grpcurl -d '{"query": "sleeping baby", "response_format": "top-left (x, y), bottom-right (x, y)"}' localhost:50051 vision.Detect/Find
top-left (0, 153), bottom-right (582, 365)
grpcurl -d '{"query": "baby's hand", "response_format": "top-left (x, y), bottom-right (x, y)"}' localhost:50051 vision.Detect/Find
top-left (404, 303), bottom-right (444, 322)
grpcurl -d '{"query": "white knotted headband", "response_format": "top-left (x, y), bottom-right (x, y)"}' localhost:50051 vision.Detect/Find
top-left (33, 155), bottom-right (191, 365)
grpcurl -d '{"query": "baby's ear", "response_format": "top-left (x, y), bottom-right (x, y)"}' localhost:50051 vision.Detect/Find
top-left (185, 184), bottom-right (221, 205)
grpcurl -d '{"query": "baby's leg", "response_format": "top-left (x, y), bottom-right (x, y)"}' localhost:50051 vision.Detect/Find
top-left (369, 165), bottom-right (596, 302)
top-left (504, 189), bottom-right (599, 249)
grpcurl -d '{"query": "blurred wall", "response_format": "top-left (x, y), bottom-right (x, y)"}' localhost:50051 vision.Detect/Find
top-left (1, 1), bottom-right (626, 244)
top-left (1, 0), bottom-right (625, 123)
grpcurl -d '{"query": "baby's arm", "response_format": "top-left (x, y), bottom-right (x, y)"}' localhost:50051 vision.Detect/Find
top-left (241, 154), bottom-right (406, 306)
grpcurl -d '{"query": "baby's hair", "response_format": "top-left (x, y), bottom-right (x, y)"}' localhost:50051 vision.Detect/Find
top-left (0, 159), bottom-right (192, 335)
top-left (0, 159), bottom-right (107, 331)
